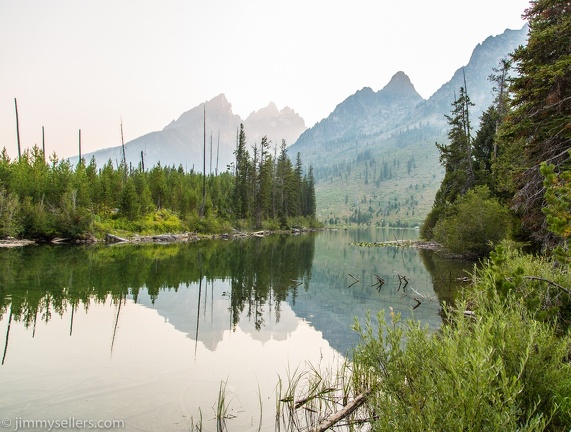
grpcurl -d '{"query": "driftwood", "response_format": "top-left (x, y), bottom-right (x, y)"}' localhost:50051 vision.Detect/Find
top-left (394, 271), bottom-right (409, 291)
top-left (0, 239), bottom-right (35, 248)
top-left (307, 390), bottom-right (371, 432)
top-left (106, 233), bottom-right (129, 244)
top-left (51, 237), bottom-right (70, 244)
top-left (372, 273), bottom-right (385, 291)
top-left (348, 273), bottom-right (360, 288)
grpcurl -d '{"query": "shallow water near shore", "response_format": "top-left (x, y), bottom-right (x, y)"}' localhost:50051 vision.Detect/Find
top-left (0, 228), bottom-right (472, 431)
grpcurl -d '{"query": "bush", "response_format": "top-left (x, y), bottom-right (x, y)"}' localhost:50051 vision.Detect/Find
top-left (352, 293), bottom-right (571, 431)
top-left (473, 241), bottom-right (571, 334)
top-left (419, 205), bottom-right (443, 240)
top-left (19, 196), bottom-right (56, 239)
top-left (261, 218), bottom-right (281, 231)
top-left (0, 188), bottom-right (22, 238)
top-left (432, 186), bottom-right (511, 256)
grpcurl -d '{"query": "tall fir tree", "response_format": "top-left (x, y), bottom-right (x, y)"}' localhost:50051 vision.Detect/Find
top-left (495, 0), bottom-right (571, 243)
top-left (421, 86), bottom-right (475, 238)
top-left (233, 124), bottom-right (251, 220)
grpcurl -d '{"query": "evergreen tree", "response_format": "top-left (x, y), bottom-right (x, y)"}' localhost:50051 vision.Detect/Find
top-left (292, 152), bottom-right (303, 216)
top-left (119, 176), bottom-right (140, 220)
top-left (421, 86), bottom-right (475, 238)
top-left (496, 0), bottom-right (571, 243)
top-left (275, 140), bottom-right (291, 226)
top-left (233, 124), bottom-right (251, 220)
top-left (473, 105), bottom-right (500, 190)
top-left (255, 136), bottom-right (273, 227)
top-left (149, 163), bottom-right (167, 210)
top-left (99, 159), bottom-right (121, 215)
top-left (304, 165), bottom-right (317, 218)
top-left (132, 170), bottom-right (154, 216)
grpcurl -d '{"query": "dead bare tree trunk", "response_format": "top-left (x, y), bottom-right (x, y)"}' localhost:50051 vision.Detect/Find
top-left (14, 98), bottom-right (21, 160)
top-left (42, 126), bottom-right (45, 161)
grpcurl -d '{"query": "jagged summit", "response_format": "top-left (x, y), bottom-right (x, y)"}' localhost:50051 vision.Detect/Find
top-left (248, 102), bottom-right (280, 119)
top-left (163, 93), bottom-right (234, 131)
top-left (244, 102), bottom-right (306, 145)
top-left (379, 71), bottom-right (423, 101)
top-left (294, 71), bottom-right (424, 147)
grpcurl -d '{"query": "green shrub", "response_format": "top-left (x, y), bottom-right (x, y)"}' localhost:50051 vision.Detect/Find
top-left (19, 196), bottom-right (56, 239)
top-left (432, 186), bottom-right (512, 256)
top-left (0, 188), bottom-right (22, 238)
top-left (352, 294), bottom-right (571, 431)
top-left (55, 190), bottom-right (93, 238)
top-left (419, 204), bottom-right (444, 240)
top-left (472, 242), bottom-right (571, 333)
top-left (261, 218), bottom-right (281, 231)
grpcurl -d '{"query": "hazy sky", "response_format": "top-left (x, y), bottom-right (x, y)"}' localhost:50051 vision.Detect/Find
top-left (0, 0), bottom-right (530, 159)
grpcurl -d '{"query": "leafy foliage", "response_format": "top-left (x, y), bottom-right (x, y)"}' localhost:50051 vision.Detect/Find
top-left (352, 291), bottom-right (571, 431)
top-left (432, 186), bottom-right (512, 256)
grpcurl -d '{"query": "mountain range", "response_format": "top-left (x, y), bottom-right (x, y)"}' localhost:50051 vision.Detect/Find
top-left (289, 25), bottom-right (528, 226)
top-left (78, 95), bottom-right (306, 173)
top-left (78, 25), bottom-right (528, 226)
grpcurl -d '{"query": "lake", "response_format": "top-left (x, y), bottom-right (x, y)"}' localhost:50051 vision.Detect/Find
top-left (0, 229), bottom-right (472, 431)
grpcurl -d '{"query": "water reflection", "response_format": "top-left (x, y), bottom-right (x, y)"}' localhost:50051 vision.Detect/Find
top-left (0, 234), bottom-right (315, 357)
top-left (0, 229), bottom-right (474, 431)
top-left (0, 230), bottom-right (474, 362)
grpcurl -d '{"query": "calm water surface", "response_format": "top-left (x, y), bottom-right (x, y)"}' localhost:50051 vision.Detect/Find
top-left (0, 229), bottom-right (472, 431)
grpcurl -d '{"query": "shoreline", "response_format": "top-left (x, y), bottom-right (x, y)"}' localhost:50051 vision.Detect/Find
top-left (0, 227), bottom-right (322, 248)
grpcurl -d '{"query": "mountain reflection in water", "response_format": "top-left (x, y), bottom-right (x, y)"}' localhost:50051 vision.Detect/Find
top-left (0, 229), bottom-right (472, 431)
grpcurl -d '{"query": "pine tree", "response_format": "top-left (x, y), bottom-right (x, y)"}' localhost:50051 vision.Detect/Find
top-left (255, 136), bottom-right (273, 227)
top-left (233, 124), bottom-right (251, 220)
top-left (275, 140), bottom-right (291, 226)
top-left (305, 165), bottom-right (317, 218)
top-left (496, 0), bottom-right (571, 243)
top-left (119, 176), bottom-right (140, 220)
top-left (421, 86), bottom-right (475, 238)
top-left (473, 105), bottom-right (500, 190)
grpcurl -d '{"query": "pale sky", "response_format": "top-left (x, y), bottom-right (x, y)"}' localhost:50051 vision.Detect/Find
top-left (0, 0), bottom-right (530, 159)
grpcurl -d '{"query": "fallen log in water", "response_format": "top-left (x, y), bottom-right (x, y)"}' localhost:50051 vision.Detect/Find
top-left (306, 390), bottom-right (371, 432)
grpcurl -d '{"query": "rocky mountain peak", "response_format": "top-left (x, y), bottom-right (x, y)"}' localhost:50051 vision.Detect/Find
top-left (379, 71), bottom-right (423, 101)
top-left (244, 102), bottom-right (306, 146)
top-left (247, 102), bottom-right (280, 119)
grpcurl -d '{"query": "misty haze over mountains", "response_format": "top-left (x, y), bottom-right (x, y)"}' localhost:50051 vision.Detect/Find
top-left (78, 95), bottom-right (306, 172)
top-left (77, 25), bottom-right (528, 224)
top-left (289, 25), bottom-right (527, 225)
top-left (292, 26), bottom-right (528, 152)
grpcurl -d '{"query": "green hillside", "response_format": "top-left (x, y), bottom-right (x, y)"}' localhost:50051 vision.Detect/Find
top-left (301, 124), bottom-right (445, 227)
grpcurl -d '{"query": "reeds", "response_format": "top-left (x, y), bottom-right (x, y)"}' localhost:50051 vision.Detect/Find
top-left (190, 359), bottom-right (369, 432)
top-left (275, 358), bottom-right (369, 431)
